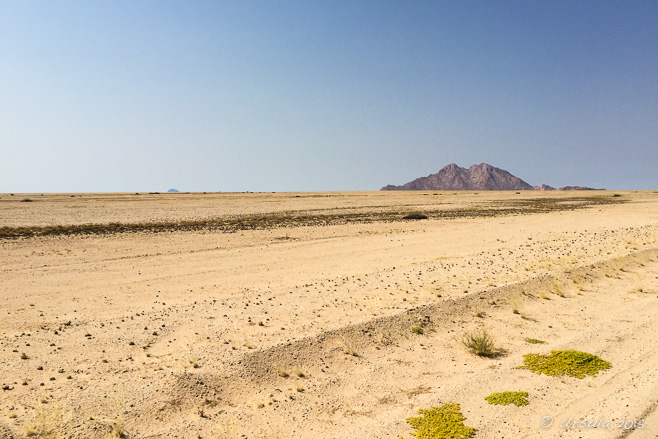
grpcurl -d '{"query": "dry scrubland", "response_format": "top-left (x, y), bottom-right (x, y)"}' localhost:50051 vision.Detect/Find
top-left (1, 190), bottom-right (658, 438)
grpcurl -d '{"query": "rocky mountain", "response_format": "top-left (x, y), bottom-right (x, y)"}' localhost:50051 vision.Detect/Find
top-left (381, 163), bottom-right (604, 191)
top-left (381, 163), bottom-right (535, 191)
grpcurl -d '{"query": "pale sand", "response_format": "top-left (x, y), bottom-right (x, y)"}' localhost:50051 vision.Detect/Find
top-left (1, 191), bottom-right (657, 438)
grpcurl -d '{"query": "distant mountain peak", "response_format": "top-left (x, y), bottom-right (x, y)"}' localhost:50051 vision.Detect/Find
top-left (381, 163), bottom-right (604, 191)
top-left (381, 163), bottom-right (533, 191)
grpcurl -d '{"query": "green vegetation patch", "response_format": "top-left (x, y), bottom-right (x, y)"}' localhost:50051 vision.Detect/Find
top-left (524, 338), bottom-right (545, 344)
top-left (403, 212), bottom-right (429, 220)
top-left (485, 391), bottom-right (529, 406)
top-left (411, 326), bottom-right (424, 335)
top-left (400, 403), bottom-right (476, 439)
top-left (518, 350), bottom-right (611, 378)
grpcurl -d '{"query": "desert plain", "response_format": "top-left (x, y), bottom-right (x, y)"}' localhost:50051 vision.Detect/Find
top-left (1, 190), bottom-right (658, 439)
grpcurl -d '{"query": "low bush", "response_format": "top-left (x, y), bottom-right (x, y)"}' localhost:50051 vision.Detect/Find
top-left (485, 391), bottom-right (529, 406)
top-left (411, 326), bottom-right (424, 335)
top-left (403, 213), bottom-right (429, 220)
top-left (518, 350), bottom-right (611, 378)
top-left (399, 403), bottom-right (476, 439)
top-left (524, 338), bottom-right (545, 344)
top-left (461, 330), bottom-right (497, 358)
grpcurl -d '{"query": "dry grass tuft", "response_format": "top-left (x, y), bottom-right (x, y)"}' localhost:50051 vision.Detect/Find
top-left (549, 279), bottom-right (565, 297)
top-left (105, 421), bottom-right (127, 438)
top-left (460, 330), bottom-right (497, 358)
top-left (292, 366), bottom-right (305, 378)
top-left (24, 407), bottom-right (62, 439)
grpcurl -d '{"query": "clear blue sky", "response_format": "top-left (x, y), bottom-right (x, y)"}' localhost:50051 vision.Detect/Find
top-left (1, 1), bottom-right (656, 192)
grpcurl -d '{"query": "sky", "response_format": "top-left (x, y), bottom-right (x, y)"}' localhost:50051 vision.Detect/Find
top-left (1, 0), bottom-right (657, 192)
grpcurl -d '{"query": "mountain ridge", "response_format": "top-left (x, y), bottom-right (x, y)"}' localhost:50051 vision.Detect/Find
top-left (380, 163), bottom-right (603, 191)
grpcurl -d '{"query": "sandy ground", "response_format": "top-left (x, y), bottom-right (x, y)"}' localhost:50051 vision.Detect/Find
top-left (1, 191), bottom-right (657, 438)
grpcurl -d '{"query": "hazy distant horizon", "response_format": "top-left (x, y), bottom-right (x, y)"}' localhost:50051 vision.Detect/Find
top-left (0, 159), bottom-right (652, 193)
top-left (2, 1), bottom-right (657, 193)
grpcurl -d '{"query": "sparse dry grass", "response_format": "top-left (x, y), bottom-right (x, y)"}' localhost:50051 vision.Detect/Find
top-left (105, 421), bottom-right (127, 439)
top-left (549, 279), bottom-right (565, 297)
top-left (24, 407), bottom-right (62, 439)
top-left (292, 366), bottom-right (305, 378)
top-left (602, 259), bottom-right (626, 279)
top-left (570, 272), bottom-right (586, 291)
top-left (343, 346), bottom-right (359, 357)
top-left (339, 339), bottom-right (359, 357)
top-left (509, 291), bottom-right (524, 315)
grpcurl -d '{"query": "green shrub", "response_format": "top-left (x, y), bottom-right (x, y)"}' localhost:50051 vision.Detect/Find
top-left (399, 403), bottom-right (476, 439)
top-left (485, 391), bottom-right (529, 406)
top-left (461, 330), bottom-right (497, 357)
top-left (403, 213), bottom-right (429, 220)
top-left (518, 350), bottom-right (611, 378)
top-left (524, 338), bottom-right (545, 344)
top-left (411, 326), bottom-right (424, 335)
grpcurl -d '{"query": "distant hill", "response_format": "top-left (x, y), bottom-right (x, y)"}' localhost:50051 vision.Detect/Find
top-left (167, 189), bottom-right (180, 193)
top-left (381, 163), bottom-right (534, 191)
top-left (381, 163), bottom-right (603, 191)
top-left (551, 186), bottom-right (602, 191)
